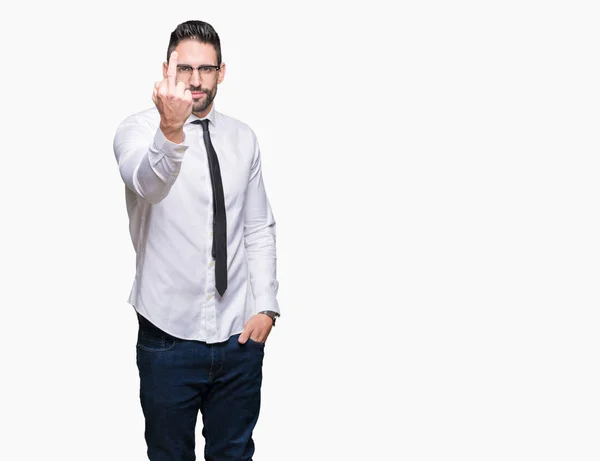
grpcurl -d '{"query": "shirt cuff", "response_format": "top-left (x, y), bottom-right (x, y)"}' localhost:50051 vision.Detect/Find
top-left (152, 127), bottom-right (189, 159)
top-left (255, 295), bottom-right (280, 316)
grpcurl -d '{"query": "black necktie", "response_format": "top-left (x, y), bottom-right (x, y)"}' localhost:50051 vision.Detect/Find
top-left (192, 119), bottom-right (228, 296)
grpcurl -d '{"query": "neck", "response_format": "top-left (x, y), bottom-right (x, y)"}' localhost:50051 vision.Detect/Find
top-left (193, 102), bottom-right (214, 119)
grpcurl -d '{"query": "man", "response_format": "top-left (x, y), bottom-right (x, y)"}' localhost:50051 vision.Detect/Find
top-left (112, 20), bottom-right (280, 461)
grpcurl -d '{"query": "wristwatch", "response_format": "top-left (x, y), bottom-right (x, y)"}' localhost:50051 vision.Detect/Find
top-left (258, 310), bottom-right (280, 326)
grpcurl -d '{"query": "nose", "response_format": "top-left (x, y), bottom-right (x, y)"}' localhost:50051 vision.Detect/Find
top-left (190, 69), bottom-right (202, 87)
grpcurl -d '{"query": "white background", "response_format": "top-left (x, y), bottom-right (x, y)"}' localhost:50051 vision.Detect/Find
top-left (1, 1), bottom-right (599, 460)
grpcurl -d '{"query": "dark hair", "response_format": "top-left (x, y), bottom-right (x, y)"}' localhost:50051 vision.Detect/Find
top-left (167, 20), bottom-right (222, 64)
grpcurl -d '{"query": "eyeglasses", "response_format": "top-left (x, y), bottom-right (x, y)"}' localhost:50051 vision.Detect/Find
top-left (176, 64), bottom-right (221, 80)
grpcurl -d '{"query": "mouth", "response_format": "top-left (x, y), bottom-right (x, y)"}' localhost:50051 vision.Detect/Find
top-left (191, 91), bottom-right (205, 99)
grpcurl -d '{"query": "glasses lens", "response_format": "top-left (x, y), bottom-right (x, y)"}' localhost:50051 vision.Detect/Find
top-left (177, 67), bottom-right (192, 79)
top-left (199, 66), bottom-right (216, 77)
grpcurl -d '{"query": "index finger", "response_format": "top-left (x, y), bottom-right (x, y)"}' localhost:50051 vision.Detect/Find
top-left (167, 51), bottom-right (178, 86)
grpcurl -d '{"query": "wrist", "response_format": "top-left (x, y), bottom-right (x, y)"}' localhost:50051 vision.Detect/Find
top-left (159, 122), bottom-right (184, 144)
top-left (257, 310), bottom-right (280, 326)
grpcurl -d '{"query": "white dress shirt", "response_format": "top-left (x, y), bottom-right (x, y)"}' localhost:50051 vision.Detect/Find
top-left (113, 105), bottom-right (279, 343)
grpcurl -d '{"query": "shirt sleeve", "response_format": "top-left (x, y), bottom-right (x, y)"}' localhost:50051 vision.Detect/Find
top-left (244, 132), bottom-right (280, 315)
top-left (113, 115), bottom-right (190, 204)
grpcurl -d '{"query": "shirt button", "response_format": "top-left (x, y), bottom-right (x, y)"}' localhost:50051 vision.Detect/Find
top-left (210, 261), bottom-right (215, 267)
top-left (207, 294), bottom-right (213, 300)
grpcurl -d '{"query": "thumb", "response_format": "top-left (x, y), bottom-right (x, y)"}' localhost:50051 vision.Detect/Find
top-left (238, 329), bottom-right (249, 344)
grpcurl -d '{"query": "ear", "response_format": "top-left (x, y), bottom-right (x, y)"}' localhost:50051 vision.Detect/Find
top-left (217, 62), bottom-right (226, 84)
top-left (162, 61), bottom-right (168, 79)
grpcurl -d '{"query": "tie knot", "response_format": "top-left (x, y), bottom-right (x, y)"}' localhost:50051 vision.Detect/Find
top-left (192, 119), bottom-right (210, 131)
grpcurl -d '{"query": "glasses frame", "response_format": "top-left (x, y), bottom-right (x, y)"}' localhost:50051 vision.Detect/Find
top-left (176, 64), bottom-right (221, 79)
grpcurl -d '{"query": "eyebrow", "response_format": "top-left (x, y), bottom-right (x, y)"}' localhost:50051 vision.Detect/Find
top-left (176, 64), bottom-right (218, 68)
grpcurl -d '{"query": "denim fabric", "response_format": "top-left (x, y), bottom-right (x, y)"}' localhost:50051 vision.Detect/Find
top-left (135, 313), bottom-right (264, 461)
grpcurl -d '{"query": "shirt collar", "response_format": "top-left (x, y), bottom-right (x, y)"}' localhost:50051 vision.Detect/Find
top-left (185, 105), bottom-right (217, 127)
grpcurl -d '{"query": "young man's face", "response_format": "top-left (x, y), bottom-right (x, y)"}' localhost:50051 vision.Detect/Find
top-left (163, 39), bottom-right (226, 116)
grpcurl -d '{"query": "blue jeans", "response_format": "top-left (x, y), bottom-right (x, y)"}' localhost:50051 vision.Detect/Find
top-left (135, 313), bottom-right (265, 461)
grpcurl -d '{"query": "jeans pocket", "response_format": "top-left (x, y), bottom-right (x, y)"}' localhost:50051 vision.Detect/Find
top-left (136, 317), bottom-right (176, 352)
top-left (247, 337), bottom-right (266, 348)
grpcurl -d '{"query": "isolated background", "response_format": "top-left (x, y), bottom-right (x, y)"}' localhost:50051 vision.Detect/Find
top-left (1, 1), bottom-right (599, 460)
